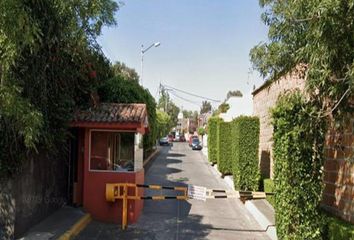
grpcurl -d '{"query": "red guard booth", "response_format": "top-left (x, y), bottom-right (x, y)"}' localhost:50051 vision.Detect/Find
top-left (70, 103), bottom-right (148, 224)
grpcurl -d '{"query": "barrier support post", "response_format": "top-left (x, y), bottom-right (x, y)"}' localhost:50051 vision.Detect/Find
top-left (122, 184), bottom-right (128, 230)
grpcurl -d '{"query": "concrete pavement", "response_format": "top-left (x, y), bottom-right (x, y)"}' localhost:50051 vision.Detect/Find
top-left (75, 142), bottom-right (270, 240)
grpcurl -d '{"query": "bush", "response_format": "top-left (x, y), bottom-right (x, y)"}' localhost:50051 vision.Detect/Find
top-left (264, 178), bottom-right (275, 207)
top-left (207, 117), bottom-right (221, 164)
top-left (232, 116), bottom-right (260, 191)
top-left (272, 91), bottom-right (326, 240)
top-left (197, 127), bottom-right (206, 136)
top-left (217, 121), bottom-right (233, 175)
top-left (326, 214), bottom-right (354, 240)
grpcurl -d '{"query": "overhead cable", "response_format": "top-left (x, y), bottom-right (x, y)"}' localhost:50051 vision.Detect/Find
top-left (161, 83), bottom-right (221, 103)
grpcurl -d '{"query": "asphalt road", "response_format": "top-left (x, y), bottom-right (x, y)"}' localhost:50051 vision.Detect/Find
top-left (75, 142), bottom-right (269, 240)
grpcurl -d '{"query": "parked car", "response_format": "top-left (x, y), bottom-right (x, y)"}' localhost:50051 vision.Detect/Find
top-left (174, 136), bottom-right (180, 142)
top-left (191, 138), bottom-right (202, 150)
top-left (180, 135), bottom-right (186, 142)
top-left (189, 135), bottom-right (199, 147)
top-left (159, 137), bottom-right (170, 146)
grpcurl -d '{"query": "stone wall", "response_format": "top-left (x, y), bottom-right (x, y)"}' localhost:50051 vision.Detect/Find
top-left (252, 71), bottom-right (305, 178)
top-left (0, 147), bottom-right (68, 239)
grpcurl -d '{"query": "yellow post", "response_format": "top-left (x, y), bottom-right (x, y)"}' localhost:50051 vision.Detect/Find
top-left (122, 184), bottom-right (128, 230)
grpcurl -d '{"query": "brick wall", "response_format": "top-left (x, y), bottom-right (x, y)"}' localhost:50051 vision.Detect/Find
top-left (252, 71), bottom-right (305, 178)
top-left (252, 69), bottom-right (354, 223)
top-left (322, 119), bottom-right (354, 223)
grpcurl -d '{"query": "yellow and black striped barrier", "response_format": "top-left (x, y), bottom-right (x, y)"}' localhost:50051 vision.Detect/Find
top-left (105, 183), bottom-right (274, 230)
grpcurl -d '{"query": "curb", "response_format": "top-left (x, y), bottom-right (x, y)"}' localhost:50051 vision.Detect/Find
top-left (245, 201), bottom-right (277, 240)
top-left (143, 148), bottom-right (160, 167)
top-left (58, 214), bottom-right (91, 240)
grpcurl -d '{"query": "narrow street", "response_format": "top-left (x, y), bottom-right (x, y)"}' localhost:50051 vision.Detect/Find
top-left (76, 142), bottom-right (269, 240)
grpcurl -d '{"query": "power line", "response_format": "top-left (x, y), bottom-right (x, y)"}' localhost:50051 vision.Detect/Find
top-left (169, 90), bottom-right (201, 108)
top-left (161, 83), bottom-right (221, 103)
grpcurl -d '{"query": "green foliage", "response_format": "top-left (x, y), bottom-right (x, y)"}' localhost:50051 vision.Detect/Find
top-left (197, 127), bottom-right (205, 136)
top-left (251, 0), bottom-right (354, 120)
top-left (157, 88), bottom-right (180, 128)
top-left (207, 117), bottom-right (221, 164)
top-left (0, 0), bottom-right (118, 176)
top-left (215, 102), bottom-right (230, 115)
top-left (272, 91), bottom-right (326, 240)
top-left (264, 178), bottom-right (275, 207)
top-left (156, 110), bottom-right (171, 138)
top-left (217, 121), bottom-right (233, 175)
top-left (325, 214), bottom-right (354, 240)
top-left (98, 76), bottom-right (157, 150)
top-left (232, 116), bottom-right (260, 191)
top-left (200, 100), bottom-right (212, 114)
top-left (111, 61), bottom-right (139, 83)
top-left (226, 90), bottom-right (243, 99)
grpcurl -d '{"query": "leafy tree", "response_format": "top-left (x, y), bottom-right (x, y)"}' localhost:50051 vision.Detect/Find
top-left (156, 110), bottom-right (171, 138)
top-left (157, 88), bottom-right (180, 128)
top-left (251, 1), bottom-right (354, 238)
top-left (182, 110), bottom-right (193, 118)
top-left (226, 90), bottom-right (243, 99)
top-left (0, 0), bottom-right (118, 176)
top-left (250, 0), bottom-right (354, 119)
top-left (200, 100), bottom-right (212, 114)
top-left (111, 61), bottom-right (140, 83)
top-left (216, 102), bottom-right (230, 114)
top-left (98, 76), bottom-right (157, 150)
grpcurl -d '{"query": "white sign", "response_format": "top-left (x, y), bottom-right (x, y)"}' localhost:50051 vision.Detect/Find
top-left (188, 185), bottom-right (207, 201)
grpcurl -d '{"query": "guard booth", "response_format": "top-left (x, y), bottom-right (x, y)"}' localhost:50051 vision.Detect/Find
top-left (70, 103), bottom-right (148, 224)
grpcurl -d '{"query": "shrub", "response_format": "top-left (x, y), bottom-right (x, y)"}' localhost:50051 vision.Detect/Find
top-left (197, 127), bottom-right (206, 136)
top-left (264, 178), bottom-right (275, 207)
top-left (207, 117), bottom-right (221, 164)
top-left (217, 121), bottom-right (233, 175)
top-left (272, 91), bottom-right (326, 240)
top-left (232, 116), bottom-right (260, 191)
top-left (326, 214), bottom-right (354, 240)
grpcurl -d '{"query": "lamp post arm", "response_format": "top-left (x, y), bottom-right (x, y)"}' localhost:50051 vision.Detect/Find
top-left (141, 43), bottom-right (156, 54)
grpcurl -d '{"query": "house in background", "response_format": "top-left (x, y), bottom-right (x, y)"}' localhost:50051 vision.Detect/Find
top-left (198, 111), bottom-right (212, 128)
top-left (252, 67), bottom-right (354, 224)
top-left (70, 103), bottom-right (148, 224)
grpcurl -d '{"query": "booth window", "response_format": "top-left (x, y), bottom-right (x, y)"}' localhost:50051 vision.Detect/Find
top-left (90, 131), bottom-right (135, 171)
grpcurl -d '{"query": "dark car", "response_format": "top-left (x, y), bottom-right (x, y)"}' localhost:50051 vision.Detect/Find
top-left (191, 138), bottom-right (202, 150)
top-left (189, 135), bottom-right (199, 146)
top-left (180, 135), bottom-right (186, 142)
top-left (159, 137), bottom-right (170, 146)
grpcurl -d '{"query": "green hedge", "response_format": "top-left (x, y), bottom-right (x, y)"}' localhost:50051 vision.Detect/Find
top-left (272, 91), bottom-right (326, 239)
top-left (207, 117), bottom-right (221, 164)
top-left (326, 215), bottom-right (354, 240)
top-left (232, 116), bottom-right (260, 191)
top-left (264, 178), bottom-right (275, 207)
top-left (217, 121), bottom-right (233, 175)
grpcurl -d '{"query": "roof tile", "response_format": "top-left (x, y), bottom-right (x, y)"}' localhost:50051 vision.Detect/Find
top-left (73, 103), bottom-right (147, 123)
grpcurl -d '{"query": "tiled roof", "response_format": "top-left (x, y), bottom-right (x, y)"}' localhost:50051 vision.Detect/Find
top-left (73, 103), bottom-right (147, 123)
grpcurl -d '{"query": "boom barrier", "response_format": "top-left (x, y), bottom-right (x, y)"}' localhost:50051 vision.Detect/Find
top-left (105, 183), bottom-right (274, 230)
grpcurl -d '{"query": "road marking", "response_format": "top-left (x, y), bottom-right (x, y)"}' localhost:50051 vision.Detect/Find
top-left (58, 214), bottom-right (91, 240)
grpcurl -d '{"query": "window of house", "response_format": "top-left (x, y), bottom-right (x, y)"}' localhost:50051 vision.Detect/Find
top-left (90, 131), bottom-right (135, 171)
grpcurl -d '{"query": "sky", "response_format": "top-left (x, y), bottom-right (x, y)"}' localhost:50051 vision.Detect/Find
top-left (98, 0), bottom-right (269, 112)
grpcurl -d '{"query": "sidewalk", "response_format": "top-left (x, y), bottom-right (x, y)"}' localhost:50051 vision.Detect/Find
top-left (18, 206), bottom-right (89, 240)
top-left (200, 146), bottom-right (277, 240)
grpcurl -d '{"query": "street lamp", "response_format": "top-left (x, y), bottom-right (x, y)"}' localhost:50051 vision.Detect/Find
top-left (141, 42), bottom-right (160, 86)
